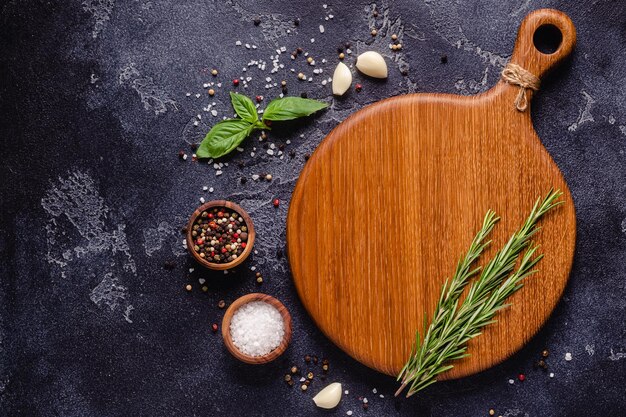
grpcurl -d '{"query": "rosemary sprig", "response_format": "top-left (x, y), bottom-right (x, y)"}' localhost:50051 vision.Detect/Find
top-left (396, 189), bottom-right (563, 397)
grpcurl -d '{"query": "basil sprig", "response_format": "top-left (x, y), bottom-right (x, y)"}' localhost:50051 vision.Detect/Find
top-left (196, 92), bottom-right (328, 159)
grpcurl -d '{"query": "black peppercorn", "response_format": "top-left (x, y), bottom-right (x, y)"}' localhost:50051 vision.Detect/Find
top-left (542, 349), bottom-right (549, 358)
top-left (300, 92), bottom-right (308, 98)
top-left (304, 355), bottom-right (311, 363)
top-left (253, 18), bottom-right (261, 26)
top-left (240, 177), bottom-right (247, 184)
top-left (163, 260), bottom-right (176, 270)
top-left (294, 18), bottom-right (300, 26)
top-left (440, 55), bottom-right (448, 64)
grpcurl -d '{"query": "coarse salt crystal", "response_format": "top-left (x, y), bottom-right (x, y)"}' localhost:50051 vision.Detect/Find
top-left (565, 352), bottom-right (572, 361)
top-left (202, 186), bottom-right (208, 191)
top-left (346, 412), bottom-right (352, 416)
top-left (549, 373), bottom-right (555, 378)
top-left (209, 187), bottom-right (214, 193)
top-left (216, 170), bottom-right (222, 176)
top-left (230, 301), bottom-right (285, 357)
top-left (235, 40), bottom-right (242, 46)
top-left (508, 379), bottom-right (515, 384)
top-left (319, 25), bottom-right (325, 33)
top-left (199, 197), bottom-right (205, 203)
top-left (372, 388), bottom-right (377, 394)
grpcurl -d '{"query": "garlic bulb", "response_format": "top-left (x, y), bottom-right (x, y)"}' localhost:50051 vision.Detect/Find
top-left (312, 382), bottom-right (342, 409)
top-left (332, 62), bottom-right (352, 96)
top-left (355, 51), bottom-right (388, 78)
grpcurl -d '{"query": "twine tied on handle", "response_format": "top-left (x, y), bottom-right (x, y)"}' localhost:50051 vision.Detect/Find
top-left (501, 63), bottom-right (541, 112)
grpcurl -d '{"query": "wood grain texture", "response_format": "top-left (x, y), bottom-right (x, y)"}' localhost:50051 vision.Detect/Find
top-left (186, 200), bottom-right (256, 270)
top-left (287, 9), bottom-right (577, 379)
top-left (221, 293), bottom-right (293, 364)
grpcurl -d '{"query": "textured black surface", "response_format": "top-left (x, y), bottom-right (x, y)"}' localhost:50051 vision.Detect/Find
top-left (1, 1), bottom-right (625, 416)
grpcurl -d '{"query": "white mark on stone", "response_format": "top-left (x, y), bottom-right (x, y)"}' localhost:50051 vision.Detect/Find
top-left (119, 63), bottom-right (177, 115)
top-left (585, 344), bottom-right (595, 356)
top-left (124, 305), bottom-right (134, 323)
top-left (82, 0), bottom-right (115, 38)
top-left (455, 67), bottom-right (490, 95)
top-left (619, 125), bottom-right (626, 136)
top-left (423, 0), bottom-right (509, 67)
top-left (90, 273), bottom-right (128, 311)
top-left (42, 171), bottom-right (136, 321)
top-left (568, 91), bottom-right (595, 132)
top-left (609, 348), bottom-right (626, 361)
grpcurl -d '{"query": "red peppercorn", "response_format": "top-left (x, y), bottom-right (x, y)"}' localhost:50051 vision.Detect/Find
top-left (265, 120), bottom-right (272, 127)
top-left (273, 198), bottom-right (280, 207)
top-left (241, 242), bottom-right (247, 248)
top-left (518, 373), bottom-right (526, 381)
top-left (233, 79), bottom-right (239, 86)
top-left (211, 323), bottom-right (218, 332)
top-left (256, 95), bottom-right (263, 102)
top-left (208, 213), bottom-right (214, 219)
top-left (217, 211), bottom-right (224, 217)
top-left (355, 83), bottom-right (362, 92)
top-left (196, 238), bottom-right (204, 245)
top-left (221, 248), bottom-right (227, 253)
top-left (233, 233), bottom-right (239, 238)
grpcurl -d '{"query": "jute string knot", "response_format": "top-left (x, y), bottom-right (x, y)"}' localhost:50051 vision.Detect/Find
top-left (501, 63), bottom-right (540, 112)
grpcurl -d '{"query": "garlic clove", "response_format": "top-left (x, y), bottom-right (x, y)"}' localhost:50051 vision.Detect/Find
top-left (332, 62), bottom-right (352, 96)
top-left (312, 382), bottom-right (342, 409)
top-left (355, 51), bottom-right (388, 78)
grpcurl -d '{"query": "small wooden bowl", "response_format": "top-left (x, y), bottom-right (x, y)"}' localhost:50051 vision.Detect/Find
top-left (221, 293), bottom-right (292, 364)
top-left (186, 200), bottom-right (255, 270)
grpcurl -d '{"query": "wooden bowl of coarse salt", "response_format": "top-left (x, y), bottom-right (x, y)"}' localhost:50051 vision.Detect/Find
top-left (222, 293), bottom-right (292, 364)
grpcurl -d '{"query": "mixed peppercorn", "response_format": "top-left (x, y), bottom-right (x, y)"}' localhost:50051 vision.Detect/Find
top-left (191, 207), bottom-right (249, 264)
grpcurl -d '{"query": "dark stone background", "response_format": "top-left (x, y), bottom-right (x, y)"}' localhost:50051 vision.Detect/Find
top-left (1, 0), bottom-right (625, 416)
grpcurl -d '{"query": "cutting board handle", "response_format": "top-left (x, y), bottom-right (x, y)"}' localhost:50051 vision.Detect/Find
top-left (510, 9), bottom-right (576, 81)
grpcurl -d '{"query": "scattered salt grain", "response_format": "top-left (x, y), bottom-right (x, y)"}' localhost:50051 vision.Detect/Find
top-left (230, 301), bottom-right (285, 357)
top-left (344, 390), bottom-right (349, 395)
top-left (216, 170), bottom-right (223, 176)
top-left (372, 388), bottom-right (377, 394)
top-left (346, 411), bottom-right (352, 416)
top-left (508, 379), bottom-right (515, 385)
top-left (209, 187), bottom-right (214, 193)
top-left (199, 197), bottom-right (205, 203)
top-left (235, 40), bottom-right (242, 46)
top-left (549, 372), bottom-right (555, 378)
top-left (565, 352), bottom-right (572, 361)
top-left (202, 186), bottom-right (208, 191)
top-left (319, 25), bottom-right (325, 33)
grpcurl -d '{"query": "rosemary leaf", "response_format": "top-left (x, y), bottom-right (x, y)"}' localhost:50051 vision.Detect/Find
top-left (396, 189), bottom-right (563, 398)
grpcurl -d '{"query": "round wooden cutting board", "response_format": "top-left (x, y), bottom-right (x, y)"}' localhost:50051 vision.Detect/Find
top-left (287, 9), bottom-right (577, 379)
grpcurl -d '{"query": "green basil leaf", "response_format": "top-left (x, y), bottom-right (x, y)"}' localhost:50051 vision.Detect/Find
top-left (230, 92), bottom-right (258, 123)
top-left (262, 97), bottom-right (328, 122)
top-left (197, 119), bottom-right (254, 159)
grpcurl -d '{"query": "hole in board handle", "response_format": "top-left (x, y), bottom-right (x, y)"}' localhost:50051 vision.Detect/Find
top-left (533, 24), bottom-right (563, 55)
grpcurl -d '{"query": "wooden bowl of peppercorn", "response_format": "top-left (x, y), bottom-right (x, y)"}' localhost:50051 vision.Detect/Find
top-left (186, 200), bottom-right (255, 270)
